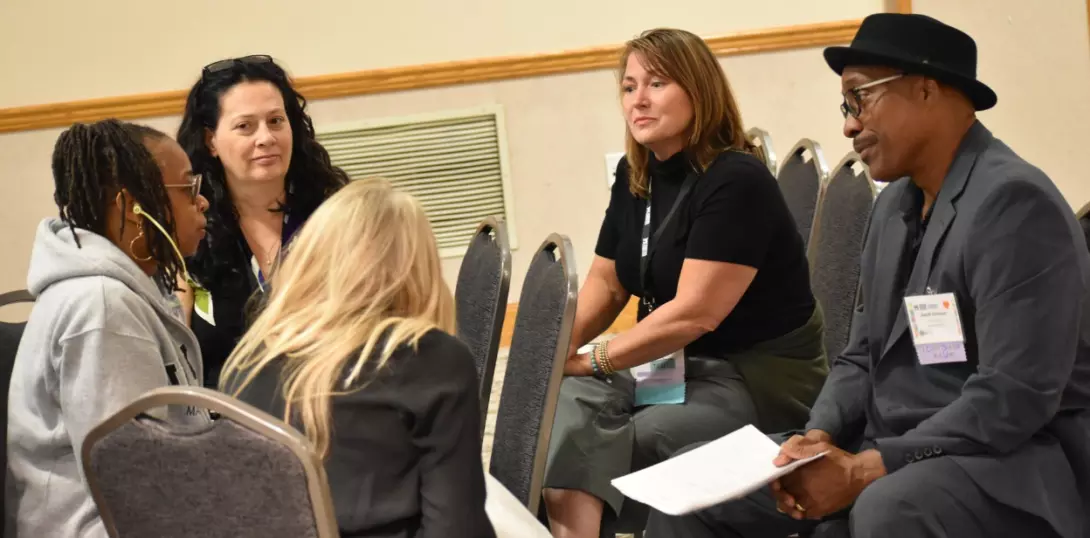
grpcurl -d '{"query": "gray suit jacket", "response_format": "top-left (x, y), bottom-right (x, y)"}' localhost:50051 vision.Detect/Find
top-left (806, 122), bottom-right (1090, 538)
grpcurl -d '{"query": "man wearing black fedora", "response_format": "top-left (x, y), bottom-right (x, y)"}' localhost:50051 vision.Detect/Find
top-left (645, 12), bottom-right (1090, 538)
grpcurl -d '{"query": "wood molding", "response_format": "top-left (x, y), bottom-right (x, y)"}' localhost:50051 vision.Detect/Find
top-left (0, 19), bottom-right (860, 134)
top-left (498, 296), bottom-right (638, 349)
top-left (895, 0), bottom-right (912, 14)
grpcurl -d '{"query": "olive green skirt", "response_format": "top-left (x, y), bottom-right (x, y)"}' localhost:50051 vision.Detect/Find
top-left (542, 305), bottom-right (828, 520)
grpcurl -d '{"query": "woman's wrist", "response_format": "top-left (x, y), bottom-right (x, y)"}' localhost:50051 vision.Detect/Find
top-left (576, 352), bottom-right (596, 376)
top-left (568, 341), bottom-right (619, 378)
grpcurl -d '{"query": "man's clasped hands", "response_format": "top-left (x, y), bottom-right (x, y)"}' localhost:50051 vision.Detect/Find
top-left (770, 430), bottom-right (888, 520)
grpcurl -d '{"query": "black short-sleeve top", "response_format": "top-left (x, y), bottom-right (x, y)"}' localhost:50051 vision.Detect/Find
top-left (595, 149), bottom-right (815, 356)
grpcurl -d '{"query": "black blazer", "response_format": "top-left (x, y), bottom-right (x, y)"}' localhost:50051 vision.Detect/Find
top-left (806, 122), bottom-right (1090, 538)
top-left (233, 329), bottom-right (496, 538)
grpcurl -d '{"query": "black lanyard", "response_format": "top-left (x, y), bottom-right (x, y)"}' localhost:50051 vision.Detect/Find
top-left (640, 170), bottom-right (699, 312)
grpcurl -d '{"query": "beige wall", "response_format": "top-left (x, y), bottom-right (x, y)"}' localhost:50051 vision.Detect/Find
top-left (0, 0), bottom-right (879, 318)
top-left (914, 0), bottom-right (1090, 208)
top-left (3, 0), bottom-right (1089, 323)
top-left (0, 0), bottom-right (879, 107)
top-left (303, 46), bottom-right (858, 296)
top-left (0, 45), bottom-right (855, 313)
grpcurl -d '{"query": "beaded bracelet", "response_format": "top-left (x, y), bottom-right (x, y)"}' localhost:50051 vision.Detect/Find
top-left (590, 344), bottom-right (607, 379)
top-left (600, 340), bottom-right (616, 375)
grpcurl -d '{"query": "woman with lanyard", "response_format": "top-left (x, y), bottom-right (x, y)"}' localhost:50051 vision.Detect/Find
top-left (176, 55), bottom-right (348, 388)
top-left (541, 29), bottom-right (828, 537)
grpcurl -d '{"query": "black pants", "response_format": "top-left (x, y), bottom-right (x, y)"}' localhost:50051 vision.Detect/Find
top-left (645, 455), bottom-right (1058, 538)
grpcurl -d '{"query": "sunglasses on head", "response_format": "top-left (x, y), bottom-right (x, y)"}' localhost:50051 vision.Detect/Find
top-left (201, 55), bottom-right (274, 77)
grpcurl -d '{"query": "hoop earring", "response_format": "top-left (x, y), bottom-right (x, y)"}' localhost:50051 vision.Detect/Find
top-left (129, 220), bottom-right (153, 262)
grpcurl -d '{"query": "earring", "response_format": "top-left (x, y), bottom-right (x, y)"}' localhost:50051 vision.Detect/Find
top-left (129, 220), bottom-right (153, 262)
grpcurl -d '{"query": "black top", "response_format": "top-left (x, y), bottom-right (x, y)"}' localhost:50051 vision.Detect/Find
top-left (231, 330), bottom-right (495, 538)
top-left (190, 247), bottom-right (256, 389)
top-left (1080, 217), bottom-right (1090, 253)
top-left (596, 150), bottom-right (815, 356)
top-left (191, 210), bottom-right (307, 389)
top-left (896, 183), bottom-right (933, 297)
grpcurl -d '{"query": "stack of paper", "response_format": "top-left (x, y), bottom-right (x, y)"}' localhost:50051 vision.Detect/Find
top-left (611, 424), bottom-right (827, 515)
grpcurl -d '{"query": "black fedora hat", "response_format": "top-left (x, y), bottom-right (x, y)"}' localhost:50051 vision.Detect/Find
top-left (824, 13), bottom-right (997, 111)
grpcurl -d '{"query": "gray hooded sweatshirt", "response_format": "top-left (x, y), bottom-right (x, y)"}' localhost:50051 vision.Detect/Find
top-left (8, 218), bottom-right (206, 538)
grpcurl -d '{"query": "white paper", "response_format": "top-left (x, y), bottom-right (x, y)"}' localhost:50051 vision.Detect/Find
top-left (484, 473), bottom-right (551, 538)
top-left (611, 425), bottom-right (827, 516)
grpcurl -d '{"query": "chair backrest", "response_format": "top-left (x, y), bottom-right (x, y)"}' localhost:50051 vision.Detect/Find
top-left (0, 289), bottom-right (33, 378)
top-left (810, 153), bottom-right (876, 360)
top-left (746, 127), bottom-right (778, 176)
top-left (1076, 201), bottom-right (1090, 253)
top-left (777, 139), bottom-right (830, 256)
top-left (488, 234), bottom-right (578, 515)
top-left (0, 290), bottom-right (33, 308)
top-left (454, 216), bottom-right (513, 432)
top-left (0, 289), bottom-right (32, 538)
top-left (82, 386), bottom-right (339, 538)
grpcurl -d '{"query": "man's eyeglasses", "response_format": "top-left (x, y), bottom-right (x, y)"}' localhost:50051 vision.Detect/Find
top-left (840, 73), bottom-right (904, 119)
top-left (164, 174), bottom-right (202, 204)
top-left (201, 55), bottom-right (274, 78)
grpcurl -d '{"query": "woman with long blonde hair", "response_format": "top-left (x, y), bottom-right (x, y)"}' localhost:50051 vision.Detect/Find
top-left (541, 29), bottom-right (827, 537)
top-left (222, 178), bottom-right (494, 538)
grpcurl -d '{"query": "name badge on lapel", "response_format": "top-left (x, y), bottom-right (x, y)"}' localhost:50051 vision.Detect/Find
top-left (903, 291), bottom-right (967, 364)
top-left (632, 350), bottom-right (686, 406)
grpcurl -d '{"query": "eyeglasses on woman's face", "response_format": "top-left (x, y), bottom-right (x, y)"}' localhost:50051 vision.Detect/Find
top-left (164, 173), bottom-right (202, 204)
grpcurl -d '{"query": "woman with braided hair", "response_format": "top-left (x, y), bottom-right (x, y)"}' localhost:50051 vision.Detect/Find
top-left (8, 119), bottom-right (210, 538)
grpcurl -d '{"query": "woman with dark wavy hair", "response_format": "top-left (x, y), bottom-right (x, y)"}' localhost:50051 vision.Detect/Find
top-left (177, 55), bottom-right (348, 388)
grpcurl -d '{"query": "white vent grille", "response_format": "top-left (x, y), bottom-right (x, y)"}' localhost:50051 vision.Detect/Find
top-left (317, 106), bottom-right (517, 256)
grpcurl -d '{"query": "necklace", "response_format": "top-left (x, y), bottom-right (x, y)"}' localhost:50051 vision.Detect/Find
top-left (239, 216), bottom-right (283, 268)
top-left (263, 239), bottom-right (282, 269)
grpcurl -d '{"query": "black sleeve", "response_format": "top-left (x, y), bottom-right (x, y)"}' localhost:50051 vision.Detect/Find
top-left (685, 162), bottom-right (781, 269)
top-left (594, 159), bottom-right (629, 260)
top-left (805, 282), bottom-right (873, 445)
top-left (403, 333), bottom-right (495, 538)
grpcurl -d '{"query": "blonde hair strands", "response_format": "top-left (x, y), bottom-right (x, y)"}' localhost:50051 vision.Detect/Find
top-left (621, 28), bottom-right (757, 198)
top-left (221, 178), bottom-right (455, 457)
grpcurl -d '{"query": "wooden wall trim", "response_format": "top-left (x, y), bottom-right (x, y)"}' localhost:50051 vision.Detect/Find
top-left (0, 19), bottom-right (860, 134)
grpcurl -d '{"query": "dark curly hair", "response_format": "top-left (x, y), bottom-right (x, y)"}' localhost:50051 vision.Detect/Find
top-left (177, 56), bottom-right (348, 288)
top-left (52, 119), bottom-right (183, 291)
